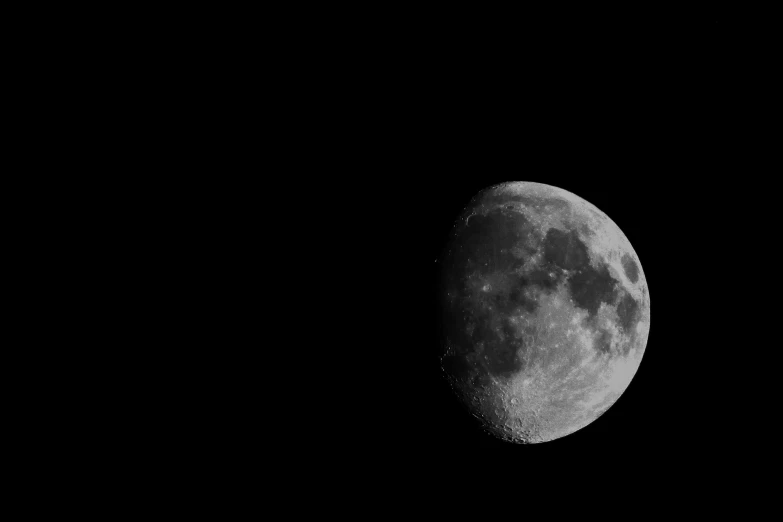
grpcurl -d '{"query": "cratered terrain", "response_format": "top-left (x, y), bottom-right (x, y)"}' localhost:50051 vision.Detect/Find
top-left (439, 181), bottom-right (650, 443)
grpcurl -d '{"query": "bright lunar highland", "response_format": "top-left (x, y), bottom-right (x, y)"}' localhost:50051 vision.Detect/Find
top-left (439, 182), bottom-right (650, 443)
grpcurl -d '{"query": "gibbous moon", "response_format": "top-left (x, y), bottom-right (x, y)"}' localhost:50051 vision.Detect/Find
top-left (439, 181), bottom-right (649, 443)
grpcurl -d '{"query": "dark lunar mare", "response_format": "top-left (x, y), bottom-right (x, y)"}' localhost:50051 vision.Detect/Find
top-left (621, 253), bottom-right (639, 283)
top-left (542, 229), bottom-right (589, 270)
top-left (540, 226), bottom-right (618, 320)
top-left (568, 265), bottom-right (618, 318)
top-left (616, 292), bottom-right (639, 332)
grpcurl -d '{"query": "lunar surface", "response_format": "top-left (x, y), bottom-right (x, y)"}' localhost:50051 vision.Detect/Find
top-left (439, 182), bottom-right (649, 443)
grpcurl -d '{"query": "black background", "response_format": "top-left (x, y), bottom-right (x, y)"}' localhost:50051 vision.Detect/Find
top-left (11, 1), bottom-right (771, 508)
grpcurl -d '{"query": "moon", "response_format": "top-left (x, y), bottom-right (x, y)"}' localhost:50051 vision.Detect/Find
top-left (439, 181), bottom-right (650, 443)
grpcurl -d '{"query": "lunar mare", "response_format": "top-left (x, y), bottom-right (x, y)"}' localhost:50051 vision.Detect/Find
top-left (440, 182), bottom-right (649, 443)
